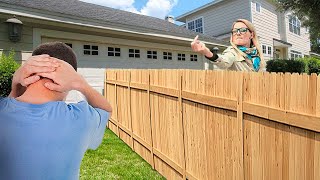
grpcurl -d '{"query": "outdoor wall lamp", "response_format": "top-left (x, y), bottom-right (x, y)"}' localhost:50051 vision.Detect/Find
top-left (6, 15), bottom-right (23, 43)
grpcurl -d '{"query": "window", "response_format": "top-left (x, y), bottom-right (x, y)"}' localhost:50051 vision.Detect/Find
top-left (267, 46), bottom-right (272, 55)
top-left (163, 52), bottom-right (172, 60)
top-left (305, 27), bottom-right (310, 33)
top-left (187, 17), bottom-right (203, 33)
top-left (255, 2), bottom-right (261, 12)
top-left (178, 53), bottom-right (186, 61)
top-left (147, 50), bottom-right (157, 59)
top-left (190, 54), bottom-right (198, 61)
top-left (129, 49), bottom-right (140, 58)
top-left (65, 43), bottom-right (72, 48)
top-left (83, 45), bottom-right (98, 55)
top-left (289, 15), bottom-right (300, 35)
top-left (262, 45), bottom-right (266, 54)
top-left (290, 50), bottom-right (302, 59)
top-left (262, 45), bottom-right (272, 56)
top-left (108, 47), bottom-right (121, 57)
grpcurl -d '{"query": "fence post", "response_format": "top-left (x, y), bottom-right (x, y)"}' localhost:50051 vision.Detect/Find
top-left (238, 72), bottom-right (245, 180)
top-left (115, 71), bottom-right (120, 137)
top-left (148, 70), bottom-right (155, 169)
top-left (178, 70), bottom-right (187, 179)
top-left (128, 71), bottom-right (134, 149)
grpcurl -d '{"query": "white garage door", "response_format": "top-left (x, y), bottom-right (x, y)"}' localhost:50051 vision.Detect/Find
top-left (41, 38), bottom-right (107, 103)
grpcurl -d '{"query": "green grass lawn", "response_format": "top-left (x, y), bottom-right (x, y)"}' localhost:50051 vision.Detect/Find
top-left (80, 129), bottom-right (166, 180)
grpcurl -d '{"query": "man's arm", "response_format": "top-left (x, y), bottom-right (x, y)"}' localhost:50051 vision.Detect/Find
top-left (38, 60), bottom-right (112, 113)
top-left (77, 82), bottom-right (113, 113)
top-left (9, 55), bottom-right (59, 97)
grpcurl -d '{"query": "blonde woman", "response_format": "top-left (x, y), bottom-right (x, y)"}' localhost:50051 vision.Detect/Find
top-left (191, 19), bottom-right (265, 72)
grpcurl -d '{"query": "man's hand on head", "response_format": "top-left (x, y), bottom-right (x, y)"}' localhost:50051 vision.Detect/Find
top-left (9, 55), bottom-right (60, 98)
top-left (38, 60), bottom-right (87, 93)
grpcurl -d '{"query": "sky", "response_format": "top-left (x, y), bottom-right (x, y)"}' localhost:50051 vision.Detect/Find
top-left (79, 0), bottom-right (213, 23)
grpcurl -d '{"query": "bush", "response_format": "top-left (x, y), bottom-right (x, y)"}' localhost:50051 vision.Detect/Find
top-left (305, 58), bottom-right (320, 75)
top-left (286, 59), bottom-right (306, 73)
top-left (266, 59), bottom-right (287, 73)
top-left (0, 50), bottom-right (20, 97)
top-left (266, 59), bottom-right (306, 73)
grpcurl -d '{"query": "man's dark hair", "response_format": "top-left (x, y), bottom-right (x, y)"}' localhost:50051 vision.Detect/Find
top-left (32, 42), bottom-right (77, 71)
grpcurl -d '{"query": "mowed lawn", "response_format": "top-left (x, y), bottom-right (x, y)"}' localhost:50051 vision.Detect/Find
top-left (80, 129), bottom-right (165, 180)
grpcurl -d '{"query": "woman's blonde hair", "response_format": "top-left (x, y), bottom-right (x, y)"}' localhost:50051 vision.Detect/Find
top-left (230, 19), bottom-right (266, 70)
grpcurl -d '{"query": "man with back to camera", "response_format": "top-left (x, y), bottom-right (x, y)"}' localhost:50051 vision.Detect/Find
top-left (0, 42), bottom-right (112, 179)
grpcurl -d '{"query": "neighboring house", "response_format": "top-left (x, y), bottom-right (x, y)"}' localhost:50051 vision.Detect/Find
top-left (176, 0), bottom-right (311, 61)
top-left (0, 0), bottom-right (227, 102)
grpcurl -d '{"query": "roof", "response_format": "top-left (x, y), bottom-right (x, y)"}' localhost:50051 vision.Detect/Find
top-left (176, 0), bottom-right (225, 22)
top-left (0, 0), bottom-right (228, 46)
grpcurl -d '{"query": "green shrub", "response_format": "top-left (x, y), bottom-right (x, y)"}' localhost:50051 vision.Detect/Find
top-left (0, 50), bottom-right (20, 97)
top-left (266, 59), bottom-right (287, 73)
top-left (266, 59), bottom-right (306, 73)
top-left (304, 57), bottom-right (320, 75)
top-left (286, 59), bottom-right (306, 73)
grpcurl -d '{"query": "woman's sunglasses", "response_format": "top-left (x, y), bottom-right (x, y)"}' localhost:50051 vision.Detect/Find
top-left (231, 28), bottom-right (250, 35)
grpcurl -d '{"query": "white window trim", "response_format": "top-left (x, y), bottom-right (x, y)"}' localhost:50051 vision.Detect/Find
top-left (290, 50), bottom-right (302, 60)
top-left (262, 45), bottom-right (266, 54)
top-left (267, 46), bottom-right (272, 55)
top-left (255, 2), bottom-right (261, 13)
top-left (186, 16), bottom-right (204, 34)
top-left (262, 44), bottom-right (272, 56)
top-left (288, 15), bottom-right (301, 36)
top-left (305, 27), bottom-right (310, 34)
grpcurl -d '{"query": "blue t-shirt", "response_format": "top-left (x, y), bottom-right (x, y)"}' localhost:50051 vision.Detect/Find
top-left (0, 97), bottom-right (109, 180)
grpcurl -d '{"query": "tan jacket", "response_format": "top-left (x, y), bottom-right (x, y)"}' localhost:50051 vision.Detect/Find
top-left (211, 46), bottom-right (264, 72)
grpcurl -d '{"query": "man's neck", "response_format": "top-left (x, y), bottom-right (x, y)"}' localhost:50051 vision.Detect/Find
top-left (16, 79), bottom-right (64, 104)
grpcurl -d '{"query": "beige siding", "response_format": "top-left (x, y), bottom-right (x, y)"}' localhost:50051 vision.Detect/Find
top-left (285, 12), bottom-right (311, 56)
top-left (0, 17), bottom-right (33, 61)
top-left (185, 0), bottom-right (251, 37)
top-left (251, 0), bottom-right (280, 60)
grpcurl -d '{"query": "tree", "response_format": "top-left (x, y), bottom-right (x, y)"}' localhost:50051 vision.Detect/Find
top-left (276, 0), bottom-right (320, 53)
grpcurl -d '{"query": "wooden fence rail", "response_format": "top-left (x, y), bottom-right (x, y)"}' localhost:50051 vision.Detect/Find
top-left (104, 69), bottom-right (320, 180)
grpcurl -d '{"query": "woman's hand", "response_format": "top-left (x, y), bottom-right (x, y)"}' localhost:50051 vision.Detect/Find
top-left (191, 35), bottom-right (212, 57)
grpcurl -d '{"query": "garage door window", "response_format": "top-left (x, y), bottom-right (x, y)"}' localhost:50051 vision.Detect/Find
top-left (108, 47), bottom-right (121, 57)
top-left (83, 45), bottom-right (98, 55)
top-left (178, 53), bottom-right (186, 61)
top-left (163, 52), bottom-right (172, 60)
top-left (65, 43), bottom-right (72, 48)
top-left (129, 49), bottom-right (140, 58)
top-left (190, 54), bottom-right (198, 61)
top-left (147, 51), bottom-right (157, 59)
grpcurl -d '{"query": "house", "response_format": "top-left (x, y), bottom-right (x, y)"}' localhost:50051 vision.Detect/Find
top-left (0, 0), bottom-right (227, 102)
top-left (176, 0), bottom-right (311, 60)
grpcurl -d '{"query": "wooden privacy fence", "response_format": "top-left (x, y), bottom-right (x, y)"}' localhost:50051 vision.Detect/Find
top-left (104, 69), bottom-right (320, 180)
